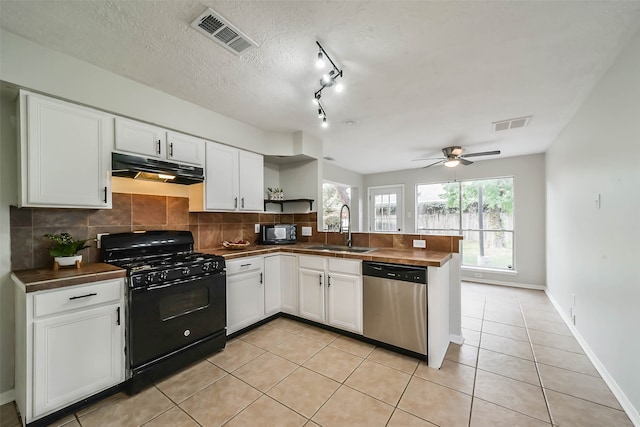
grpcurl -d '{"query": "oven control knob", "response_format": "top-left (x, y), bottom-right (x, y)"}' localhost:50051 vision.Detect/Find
top-left (182, 267), bottom-right (191, 276)
top-left (159, 271), bottom-right (168, 280)
top-left (184, 329), bottom-right (191, 337)
top-left (202, 262), bottom-right (212, 271)
top-left (145, 272), bottom-right (157, 284)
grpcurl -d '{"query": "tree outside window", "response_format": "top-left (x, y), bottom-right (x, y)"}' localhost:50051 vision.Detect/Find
top-left (323, 182), bottom-right (351, 231)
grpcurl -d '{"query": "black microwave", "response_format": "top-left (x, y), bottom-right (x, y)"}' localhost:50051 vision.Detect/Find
top-left (261, 224), bottom-right (297, 244)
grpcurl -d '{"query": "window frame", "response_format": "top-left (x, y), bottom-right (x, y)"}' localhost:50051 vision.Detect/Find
top-left (415, 176), bottom-right (516, 272)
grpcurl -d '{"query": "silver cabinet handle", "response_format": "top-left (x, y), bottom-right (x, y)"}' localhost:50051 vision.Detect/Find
top-left (259, 273), bottom-right (263, 284)
top-left (319, 274), bottom-right (323, 286)
top-left (328, 275), bottom-right (331, 287)
top-left (169, 142), bottom-right (174, 157)
top-left (234, 197), bottom-right (238, 208)
top-left (241, 197), bottom-right (245, 208)
top-left (156, 139), bottom-right (161, 155)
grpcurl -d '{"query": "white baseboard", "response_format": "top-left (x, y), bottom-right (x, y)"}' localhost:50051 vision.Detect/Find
top-left (462, 277), bottom-right (545, 290)
top-left (450, 334), bottom-right (465, 345)
top-left (0, 388), bottom-right (15, 406)
top-left (545, 290), bottom-right (640, 427)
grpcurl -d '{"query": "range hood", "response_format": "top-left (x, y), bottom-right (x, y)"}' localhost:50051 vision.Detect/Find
top-left (112, 153), bottom-right (204, 185)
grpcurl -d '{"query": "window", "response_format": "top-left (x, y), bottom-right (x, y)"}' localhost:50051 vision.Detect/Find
top-left (322, 181), bottom-right (351, 231)
top-left (369, 186), bottom-right (403, 232)
top-left (417, 178), bottom-right (514, 270)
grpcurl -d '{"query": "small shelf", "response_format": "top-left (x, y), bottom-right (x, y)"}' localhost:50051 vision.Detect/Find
top-left (264, 198), bottom-right (314, 212)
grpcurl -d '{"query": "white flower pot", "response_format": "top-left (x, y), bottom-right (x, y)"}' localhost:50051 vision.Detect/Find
top-left (54, 255), bottom-right (82, 266)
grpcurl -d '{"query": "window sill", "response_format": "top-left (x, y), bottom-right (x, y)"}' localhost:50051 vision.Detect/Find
top-left (462, 266), bottom-right (518, 275)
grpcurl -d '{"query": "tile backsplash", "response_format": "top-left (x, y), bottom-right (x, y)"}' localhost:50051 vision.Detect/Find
top-left (10, 192), bottom-right (460, 271)
top-left (9, 193), bottom-right (317, 270)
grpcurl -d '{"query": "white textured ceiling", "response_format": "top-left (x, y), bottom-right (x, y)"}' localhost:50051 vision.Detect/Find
top-left (1, 1), bottom-right (639, 174)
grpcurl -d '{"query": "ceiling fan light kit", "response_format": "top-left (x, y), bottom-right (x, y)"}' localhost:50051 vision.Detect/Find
top-left (418, 146), bottom-right (502, 168)
top-left (312, 41), bottom-right (344, 128)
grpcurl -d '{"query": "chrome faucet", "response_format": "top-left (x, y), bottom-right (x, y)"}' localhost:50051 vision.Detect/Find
top-left (339, 204), bottom-right (352, 247)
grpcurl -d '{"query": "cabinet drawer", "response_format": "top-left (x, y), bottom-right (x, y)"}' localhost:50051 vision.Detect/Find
top-left (298, 255), bottom-right (327, 270)
top-left (226, 257), bottom-right (263, 275)
top-left (328, 258), bottom-right (361, 275)
top-left (34, 279), bottom-right (123, 318)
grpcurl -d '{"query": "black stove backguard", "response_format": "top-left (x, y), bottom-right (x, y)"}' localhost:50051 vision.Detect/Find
top-left (100, 230), bottom-right (227, 394)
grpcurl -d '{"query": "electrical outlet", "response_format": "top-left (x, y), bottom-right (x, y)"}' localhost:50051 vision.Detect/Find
top-left (474, 273), bottom-right (482, 278)
top-left (96, 233), bottom-right (109, 249)
top-left (412, 239), bottom-right (426, 248)
top-left (254, 224), bottom-right (260, 233)
top-left (301, 226), bottom-right (312, 237)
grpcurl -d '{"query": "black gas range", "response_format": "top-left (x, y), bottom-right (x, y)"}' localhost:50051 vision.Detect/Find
top-left (101, 230), bottom-right (226, 394)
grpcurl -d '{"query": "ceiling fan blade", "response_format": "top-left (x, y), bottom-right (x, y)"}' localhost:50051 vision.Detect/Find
top-left (459, 158), bottom-right (473, 166)
top-left (423, 160), bottom-right (444, 168)
top-left (412, 157), bottom-right (443, 161)
top-left (460, 150), bottom-right (501, 158)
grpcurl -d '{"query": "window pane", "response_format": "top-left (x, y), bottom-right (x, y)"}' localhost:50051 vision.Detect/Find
top-left (416, 183), bottom-right (459, 232)
top-left (462, 178), bottom-right (513, 231)
top-left (462, 231), bottom-right (514, 270)
top-left (373, 192), bottom-right (397, 231)
top-left (322, 182), bottom-right (351, 232)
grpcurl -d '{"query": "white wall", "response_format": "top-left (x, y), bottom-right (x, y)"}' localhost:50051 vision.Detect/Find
top-left (546, 29), bottom-right (640, 421)
top-left (363, 154), bottom-right (546, 287)
top-left (0, 91), bottom-right (18, 401)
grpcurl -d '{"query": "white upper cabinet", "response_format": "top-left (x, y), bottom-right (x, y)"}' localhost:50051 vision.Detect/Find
top-left (166, 131), bottom-right (205, 166)
top-left (114, 117), bottom-right (165, 159)
top-left (19, 91), bottom-right (112, 209)
top-left (115, 117), bottom-right (205, 166)
top-left (193, 141), bottom-right (264, 212)
top-left (203, 142), bottom-right (239, 211)
top-left (238, 150), bottom-right (264, 211)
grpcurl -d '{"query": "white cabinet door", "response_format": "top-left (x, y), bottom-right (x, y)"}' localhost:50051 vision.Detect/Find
top-left (21, 92), bottom-right (112, 208)
top-left (204, 142), bottom-right (239, 211)
top-left (166, 131), bottom-right (205, 166)
top-left (298, 268), bottom-right (325, 323)
top-left (32, 303), bottom-right (123, 417)
top-left (227, 270), bottom-right (264, 334)
top-left (263, 255), bottom-right (282, 317)
top-left (114, 117), bottom-right (165, 159)
top-left (280, 255), bottom-right (298, 315)
top-left (327, 272), bottom-right (363, 334)
top-left (238, 150), bottom-right (264, 211)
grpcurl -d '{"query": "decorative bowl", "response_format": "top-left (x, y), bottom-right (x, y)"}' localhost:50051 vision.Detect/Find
top-left (222, 240), bottom-right (251, 250)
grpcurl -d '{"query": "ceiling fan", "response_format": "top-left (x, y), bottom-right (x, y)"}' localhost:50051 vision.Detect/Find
top-left (414, 146), bottom-right (501, 168)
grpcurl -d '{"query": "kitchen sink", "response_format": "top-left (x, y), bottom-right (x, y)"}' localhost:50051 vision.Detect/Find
top-left (307, 244), bottom-right (377, 254)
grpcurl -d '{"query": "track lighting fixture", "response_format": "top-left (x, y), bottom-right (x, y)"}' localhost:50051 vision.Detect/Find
top-left (312, 41), bottom-right (344, 127)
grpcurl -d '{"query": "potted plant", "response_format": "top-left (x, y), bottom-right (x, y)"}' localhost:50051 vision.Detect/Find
top-left (44, 233), bottom-right (90, 268)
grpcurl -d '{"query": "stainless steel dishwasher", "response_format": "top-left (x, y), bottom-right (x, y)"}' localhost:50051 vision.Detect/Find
top-left (362, 261), bottom-right (428, 356)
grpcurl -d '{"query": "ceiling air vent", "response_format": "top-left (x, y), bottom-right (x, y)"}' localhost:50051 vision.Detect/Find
top-left (191, 8), bottom-right (258, 55)
top-left (492, 116), bottom-right (532, 132)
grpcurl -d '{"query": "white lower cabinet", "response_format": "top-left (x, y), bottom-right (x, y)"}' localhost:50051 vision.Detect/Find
top-left (12, 277), bottom-right (125, 425)
top-left (298, 256), bottom-right (363, 334)
top-left (226, 257), bottom-right (265, 335)
top-left (278, 254), bottom-right (299, 315)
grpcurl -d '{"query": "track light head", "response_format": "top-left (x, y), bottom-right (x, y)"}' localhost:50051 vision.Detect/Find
top-left (316, 51), bottom-right (325, 68)
top-left (312, 94), bottom-right (320, 105)
top-left (321, 117), bottom-right (328, 128)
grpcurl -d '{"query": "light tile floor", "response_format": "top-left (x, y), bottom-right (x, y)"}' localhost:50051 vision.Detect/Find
top-left (1, 282), bottom-right (634, 426)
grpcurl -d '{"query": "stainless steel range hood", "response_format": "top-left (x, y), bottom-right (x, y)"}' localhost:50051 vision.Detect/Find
top-left (112, 153), bottom-right (204, 185)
